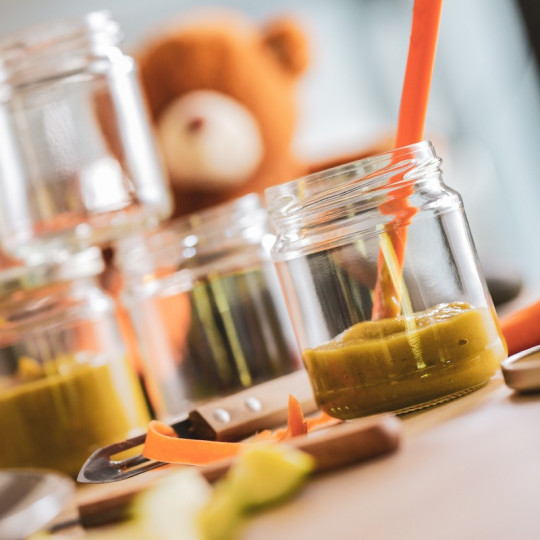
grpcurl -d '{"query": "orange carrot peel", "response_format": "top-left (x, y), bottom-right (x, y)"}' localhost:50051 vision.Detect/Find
top-left (142, 396), bottom-right (340, 465)
top-left (142, 420), bottom-right (248, 465)
top-left (372, 0), bottom-right (443, 320)
top-left (273, 394), bottom-right (309, 441)
top-left (306, 410), bottom-right (341, 431)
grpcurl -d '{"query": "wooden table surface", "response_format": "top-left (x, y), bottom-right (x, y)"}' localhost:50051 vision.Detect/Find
top-left (70, 373), bottom-right (540, 540)
top-left (241, 374), bottom-right (540, 540)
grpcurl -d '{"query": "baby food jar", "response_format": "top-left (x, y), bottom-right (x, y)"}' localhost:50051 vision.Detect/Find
top-left (0, 10), bottom-right (171, 265)
top-left (265, 141), bottom-right (507, 420)
top-left (116, 194), bottom-right (301, 421)
top-left (0, 248), bottom-right (150, 477)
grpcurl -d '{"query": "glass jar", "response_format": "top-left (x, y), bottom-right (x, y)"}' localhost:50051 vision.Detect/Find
top-left (265, 141), bottom-right (507, 420)
top-left (0, 10), bottom-right (172, 265)
top-left (0, 248), bottom-right (150, 477)
top-left (116, 194), bottom-right (301, 421)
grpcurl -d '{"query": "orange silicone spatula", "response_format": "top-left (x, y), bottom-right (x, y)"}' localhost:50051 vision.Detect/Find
top-left (371, 0), bottom-right (443, 320)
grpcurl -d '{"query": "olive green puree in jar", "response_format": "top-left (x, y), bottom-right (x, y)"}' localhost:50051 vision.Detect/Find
top-left (0, 355), bottom-right (149, 477)
top-left (303, 302), bottom-right (507, 419)
top-left (0, 248), bottom-right (151, 478)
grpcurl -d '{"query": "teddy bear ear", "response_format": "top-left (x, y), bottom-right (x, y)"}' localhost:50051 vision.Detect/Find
top-left (262, 18), bottom-right (309, 76)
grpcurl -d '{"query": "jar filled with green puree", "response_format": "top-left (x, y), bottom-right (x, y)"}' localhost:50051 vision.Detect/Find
top-left (0, 248), bottom-right (150, 477)
top-left (265, 141), bottom-right (507, 420)
top-left (115, 194), bottom-right (301, 422)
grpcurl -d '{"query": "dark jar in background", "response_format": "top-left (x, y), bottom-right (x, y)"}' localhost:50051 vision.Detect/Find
top-left (265, 141), bottom-right (507, 420)
top-left (116, 194), bottom-right (301, 421)
top-left (0, 11), bottom-right (171, 265)
top-left (0, 248), bottom-right (150, 477)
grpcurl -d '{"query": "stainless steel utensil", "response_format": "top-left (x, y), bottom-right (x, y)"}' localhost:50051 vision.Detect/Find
top-left (501, 345), bottom-right (540, 392)
top-left (78, 369), bottom-right (317, 483)
top-left (0, 469), bottom-right (74, 539)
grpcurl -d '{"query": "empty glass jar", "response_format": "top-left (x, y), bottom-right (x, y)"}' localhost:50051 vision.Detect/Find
top-left (265, 141), bottom-right (507, 420)
top-left (0, 11), bottom-right (171, 265)
top-left (117, 194), bottom-right (301, 421)
top-left (0, 248), bottom-right (150, 477)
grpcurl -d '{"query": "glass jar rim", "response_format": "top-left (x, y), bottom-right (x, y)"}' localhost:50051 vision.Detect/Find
top-left (0, 247), bottom-right (104, 296)
top-left (116, 193), bottom-right (269, 274)
top-left (0, 10), bottom-right (123, 88)
top-left (265, 141), bottom-right (440, 226)
top-left (0, 10), bottom-right (120, 62)
top-left (169, 192), bottom-right (266, 238)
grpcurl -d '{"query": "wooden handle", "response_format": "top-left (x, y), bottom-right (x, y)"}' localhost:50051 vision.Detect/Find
top-left (291, 414), bottom-right (401, 471)
top-left (188, 369), bottom-right (317, 441)
top-left (201, 413), bottom-right (401, 481)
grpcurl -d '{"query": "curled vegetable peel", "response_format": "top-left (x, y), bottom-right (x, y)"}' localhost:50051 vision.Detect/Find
top-left (142, 421), bottom-right (247, 465)
top-left (142, 396), bottom-right (340, 465)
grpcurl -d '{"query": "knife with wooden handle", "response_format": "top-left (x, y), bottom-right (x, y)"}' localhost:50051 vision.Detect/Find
top-left (78, 369), bottom-right (318, 483)
top-left (50, 413), bottom-right (402, 533)
top-left (188, 368), bottom-right (317, 441)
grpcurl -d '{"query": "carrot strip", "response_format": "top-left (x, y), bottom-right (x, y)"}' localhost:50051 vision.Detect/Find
top-left (142, 420), bottom-right (247, 465)
top-left (275, 408), bottom-right (340, 440)
top-left (275, 394), bottom-right (308, 441)
top-left (287, 394), bottom-right (308, 436)
top-left (372, 0), bottom-right (443, 320)
top-left (143, 400), bottom-right (342, 465)
top-left (395, 0), bottom-right (444, 149)
top-left (306, 410), bottom-right (341, 431)
top-left (500, 301), bottom-right (540, 356)
top-left (245, 429), bottom-right (274, 442)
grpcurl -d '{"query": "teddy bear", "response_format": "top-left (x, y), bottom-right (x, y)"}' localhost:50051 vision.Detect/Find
top-left (134, 12), bottom-right (388, 218)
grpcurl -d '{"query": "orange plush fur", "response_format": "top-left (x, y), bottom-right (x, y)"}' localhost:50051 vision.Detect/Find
top-left (135, 12), bottom-right (388, 218)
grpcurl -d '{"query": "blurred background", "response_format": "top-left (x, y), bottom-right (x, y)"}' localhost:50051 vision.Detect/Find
top-left (0, 0), bottom-right (539, 310)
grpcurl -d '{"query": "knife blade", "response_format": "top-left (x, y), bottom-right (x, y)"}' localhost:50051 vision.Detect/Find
top-left (78, 368), bottom-right (317, 484)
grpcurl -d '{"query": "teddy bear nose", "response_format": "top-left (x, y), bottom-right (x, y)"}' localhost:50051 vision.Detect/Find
top-left (156, 90), bottom-right (264, 191)
top-left (186, 117), bottom-right (204, 133)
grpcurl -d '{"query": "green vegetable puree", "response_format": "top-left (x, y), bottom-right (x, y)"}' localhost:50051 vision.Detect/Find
top-left (303, 302), bottom-right (507, 419)
top-left (0, 358), bottom-right (150, 477)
